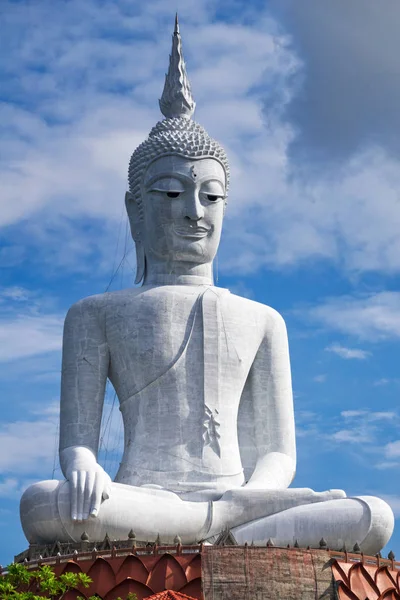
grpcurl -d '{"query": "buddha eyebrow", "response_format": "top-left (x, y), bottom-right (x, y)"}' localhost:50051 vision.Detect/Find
top-left (144, 172), bottom-right (192, 187)
top-left (199, 177), bottom-right (225, 188)
top-left (144, 173), bottom-right (225, 188)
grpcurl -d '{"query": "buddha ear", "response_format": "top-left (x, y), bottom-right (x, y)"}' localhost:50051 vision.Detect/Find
top-left (125, 191), bottom-right (141, 242)
top-left (125, 191), bottom-right (146, 285)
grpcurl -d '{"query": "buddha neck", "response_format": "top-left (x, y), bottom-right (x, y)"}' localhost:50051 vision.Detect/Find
top-left (143, 259), bottom-right (214, 287)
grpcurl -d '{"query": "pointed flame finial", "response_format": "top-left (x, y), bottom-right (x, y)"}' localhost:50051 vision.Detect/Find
top-left (159, 14), bottom-right (196, 119)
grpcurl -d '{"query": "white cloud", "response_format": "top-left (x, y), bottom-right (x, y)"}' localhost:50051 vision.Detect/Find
top-left (0, 287), bottom-right (30, 302)
top-left (2, 2), bottom-right (400, 279)
top-left (374, 378), bottom-right (400, 386)
top-left (304, 410), bottom-right (400, 463)
top-left (271, 0), bottom-right (400, 164)
top-left (307, 292), bottom-right (400, 341)
top-left (0, 390), bottom-right (122, 484)
top-left (330, 429), bottom-right (372, 444)
top-left (0, 478), bottom-right (21, 498)
top-left (341, 410), bottom-right (367, 418)
top-left (313, 374), bottom-right (326, 383)
top-left (228, 282), bottom-right (255, 299)
top-left (379, 495), bottom-right (400, 518)
top-left (0, 314), bottom-right (63, 362)
top-left (341, 410), bottom-right (397, 422)
top-left (325, 344), bottom-right (371, 360)
top-left (0, 413), bottom-right (58, 477)
top-left (0, 2), bottom-right (301, 278)
top-left (374, 378), bottom-right (391, 386)
top-left (385, 440), bottom-right (400, 459)
top-left (375, 462), bottom-right (400, 471)
top-left (0, 352), bottom-right (62, 383)
top-left (368, 412), bottom-right (398, 421)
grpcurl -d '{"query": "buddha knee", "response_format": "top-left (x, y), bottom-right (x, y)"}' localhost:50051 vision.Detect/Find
top-left (20, 480), bottom-right (64, 544)
top-left (230, 495), bottom-right (394, 554)
top-left (355, 496), bottom-right (395, 555)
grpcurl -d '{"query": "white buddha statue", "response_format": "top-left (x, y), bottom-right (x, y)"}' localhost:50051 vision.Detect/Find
top-left (20, 17), bottom-right (394, 555)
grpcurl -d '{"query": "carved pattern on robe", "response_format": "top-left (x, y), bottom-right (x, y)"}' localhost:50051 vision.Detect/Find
top-left (203, 405), bottom-right (221, 456)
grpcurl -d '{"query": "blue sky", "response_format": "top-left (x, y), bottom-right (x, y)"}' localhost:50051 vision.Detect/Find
top-left (1, 0), bottom-right (400, 564)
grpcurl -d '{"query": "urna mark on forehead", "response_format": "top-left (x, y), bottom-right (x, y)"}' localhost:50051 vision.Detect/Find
top-left (142, 155), bottom-right (227, 191)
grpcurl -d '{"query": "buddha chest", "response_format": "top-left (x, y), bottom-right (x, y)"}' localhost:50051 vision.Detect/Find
top-left (106, 285), bottom-right (261, 403)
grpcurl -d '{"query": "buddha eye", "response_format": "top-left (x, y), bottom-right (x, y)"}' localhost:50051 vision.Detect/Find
top-left (207, 194), bottom-right (220, 202)
top-left (167, 192), bottom-right (181, 198)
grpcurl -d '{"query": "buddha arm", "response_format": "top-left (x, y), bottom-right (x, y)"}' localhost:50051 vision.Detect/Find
top-left (244, 310), bottom-right (296, 490)
top-left (59, 297), bottom-right (111, 520)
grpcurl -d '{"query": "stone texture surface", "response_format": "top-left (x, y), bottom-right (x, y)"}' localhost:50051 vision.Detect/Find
top-left (201, 546), bottom-right (336, 600)
top-left (202, 547), bottom-right (400, 600)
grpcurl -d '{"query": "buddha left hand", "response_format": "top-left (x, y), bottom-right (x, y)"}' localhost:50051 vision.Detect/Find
top-left (60, 446), bottom-right (112, 521)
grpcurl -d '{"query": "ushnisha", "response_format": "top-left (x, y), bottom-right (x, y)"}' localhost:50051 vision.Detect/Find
top-left (20, 16), bottom-right (394, 553)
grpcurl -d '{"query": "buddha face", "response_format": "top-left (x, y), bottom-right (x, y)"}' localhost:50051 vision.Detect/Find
top-left (132, 155), bottom-right (226, 267)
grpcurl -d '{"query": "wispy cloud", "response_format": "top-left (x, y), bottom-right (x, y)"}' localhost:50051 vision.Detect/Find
top-left (0, 314), bottom-right (63, 362)
top-left (297, 409), bottom-right (400, 464)
top-left (0, 287), bottom-right (30, 302)
top-left (375, 462), bottom-right (400, 471)
top-left (328, 411), bottom-right (399, 449)
top-left (385, 440), bottom-right (400, 459)
top-left (325, 344), bottom-right (371, 360)
top-left (313, 374), bottom-right (326, 383)
top-left (380, 495), bottom-right (400, 519)
top-left (2, 2), bottom-right (400, 279)
top-left (374, 378), bottom-right (400, 387)
top-left (330, 429), bottom-right (372, 444)
top-left (0, 406), bottom-right (59, 478)
top-left (306, 292), bottom-right (400, 341)
top-left (341, 410), bottom-right (397, 422)
top-left (0, 286), bottom-right (63, 362)
top-left (0, 479), bottom-right (22, 499)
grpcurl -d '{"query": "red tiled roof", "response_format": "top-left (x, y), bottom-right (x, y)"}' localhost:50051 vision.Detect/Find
top-left (51, 551), bottom-right (202, 600)
top-left (332, 559), bottom-right (400, 600)
top-left (145, 591), bottom-right (199, 600)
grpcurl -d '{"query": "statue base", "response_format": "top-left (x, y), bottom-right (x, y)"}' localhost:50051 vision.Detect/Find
top-left (12, 541), bottom-right (400, 600)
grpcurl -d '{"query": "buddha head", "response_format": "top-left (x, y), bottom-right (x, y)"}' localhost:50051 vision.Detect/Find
top-left (125, 16), bottom-right (230, 284)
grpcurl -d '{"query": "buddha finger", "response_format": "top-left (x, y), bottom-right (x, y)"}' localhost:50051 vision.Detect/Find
top-left (102, 478), bottom-right (111, 501)
top-left (77, 471), bottom-right (86, 521)
top-left (83, 471), bottom-right (95, 520)
top-left (70, 470), bottom-right (78, 521)
top-left (90, 472), bottom-right (103, 517)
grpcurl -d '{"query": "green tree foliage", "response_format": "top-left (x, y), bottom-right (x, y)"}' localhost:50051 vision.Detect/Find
top-left (0, 563), bottom-right (138, 600)
top-left (0, 563), bottom-right (92, 600)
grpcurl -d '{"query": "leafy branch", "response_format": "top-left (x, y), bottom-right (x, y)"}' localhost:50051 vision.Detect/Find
top-left (0, 563), bottom-right (91, 600)
top-left (0, 563), bottom-right (138, 600)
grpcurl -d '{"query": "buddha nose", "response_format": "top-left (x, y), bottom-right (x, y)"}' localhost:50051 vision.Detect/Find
top-left (184, 191), bottom-right (204, 221)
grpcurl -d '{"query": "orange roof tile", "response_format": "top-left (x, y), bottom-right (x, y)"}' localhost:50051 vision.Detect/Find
top-left (145, 592), bottom-right (199, 600)
top-left (332, 559), bottom-right (400, 600)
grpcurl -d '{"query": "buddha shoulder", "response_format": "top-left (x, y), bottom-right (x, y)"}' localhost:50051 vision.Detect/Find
top-left (64, 288), bottom-right (143, 327)
top-left (227, 291), bottom-right (288, 336)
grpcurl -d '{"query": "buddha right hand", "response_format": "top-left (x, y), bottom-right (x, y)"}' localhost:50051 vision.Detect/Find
top-left (60, 446), bottom-right (112, 522)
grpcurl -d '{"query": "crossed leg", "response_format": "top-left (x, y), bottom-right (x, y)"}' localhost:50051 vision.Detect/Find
top-left (20, 480), bottom-right (394, 554)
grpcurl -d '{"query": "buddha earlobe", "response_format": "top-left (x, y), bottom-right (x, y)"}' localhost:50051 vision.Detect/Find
top-left (125, 191), bottom-right (146, 285)
top-left (134, 241), bottom-right (146, 285)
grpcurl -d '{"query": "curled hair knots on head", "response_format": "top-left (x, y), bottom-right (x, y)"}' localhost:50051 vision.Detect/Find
top-left (128, 117), bottom-right (230, 220)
